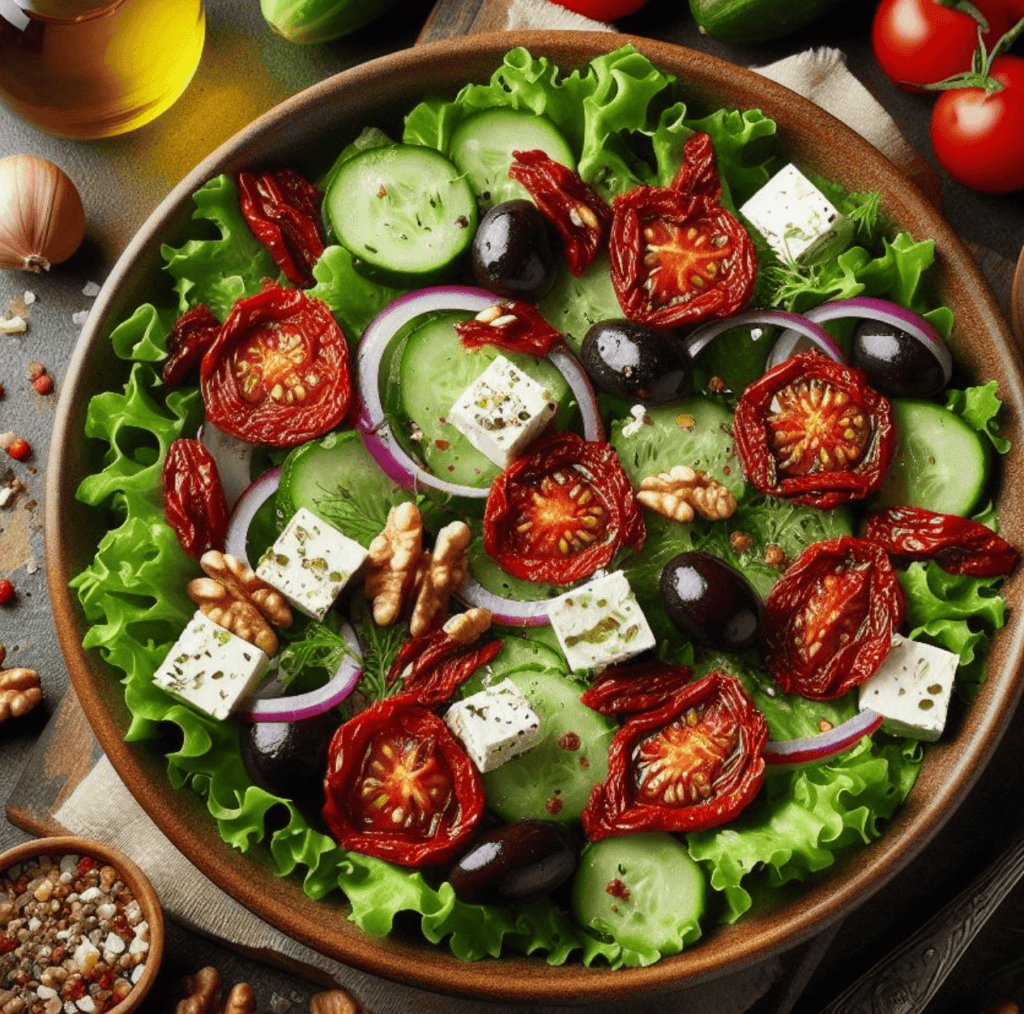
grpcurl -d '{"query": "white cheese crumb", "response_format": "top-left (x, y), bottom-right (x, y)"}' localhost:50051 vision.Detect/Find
top-left (0, 315), bottom-right (27, 334)
top-left (72, 310), bottom-right (90, 326)
top-left (82, 281), bottom-right (101, 297)
top-left (23, 290), bottom-right (36, 305)
top-left (621, 404), bottom-right (651, 438)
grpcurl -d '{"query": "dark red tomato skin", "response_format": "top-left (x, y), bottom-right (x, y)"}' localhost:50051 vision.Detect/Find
top-left (871, 0), bottom-right (1014, 92)
top-left (930, 56), bottom-right (1024, 194)
top-left (762, 536), bottom-right (906, 701)
top-left (548, 0), bottom-right (649, 18)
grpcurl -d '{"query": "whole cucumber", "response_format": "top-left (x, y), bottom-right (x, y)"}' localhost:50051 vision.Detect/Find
top-left (260, 0), bottom-right (397, 44)
top-left (689, 0), bottom-right (843, 44)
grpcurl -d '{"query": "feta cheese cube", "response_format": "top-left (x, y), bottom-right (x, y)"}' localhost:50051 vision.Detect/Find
top-left (548, 571), bottom-right (656, 672)
top-left (858, 634), bottom-right (959, 741)
top-left (152, 610), bottom-right (269, 721)
top-left (445, 678), bottom-right (543, 772)
top-left (449, 355), bottom-right (557, 468)
top-left (739, 163), bottom-right (852, 264)
top-left (256, 506), bottom-right (367, 619)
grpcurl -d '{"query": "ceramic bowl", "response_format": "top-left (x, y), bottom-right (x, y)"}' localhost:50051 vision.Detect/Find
top-left (0, 836), bottom-right (164, 1013)
top-left (45, 31), bottom-right (1024, 1003)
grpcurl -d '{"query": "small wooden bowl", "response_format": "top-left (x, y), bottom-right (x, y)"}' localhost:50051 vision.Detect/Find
top-left (0, 836), bottom-right (164, 1014)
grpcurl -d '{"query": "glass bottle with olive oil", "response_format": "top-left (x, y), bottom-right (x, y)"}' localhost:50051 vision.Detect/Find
top-left (0, 0), bottom-right (205, 139)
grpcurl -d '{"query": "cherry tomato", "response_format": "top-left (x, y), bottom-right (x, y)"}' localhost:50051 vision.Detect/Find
top-left (581, 671), bottom-right (768, 841)
top-left (579, 658), bottom-right (694, 717)
top-left (509, 149), bottom-right (613, 276)
top-left (871, 0), bottom-right (1015, 92)
top-left (762, 537), bottom-right (906, 701)
top-left (865, 505), bottom-right (1021, 577)
top-left (547, 0), bottom-right (650, 19)
top-left (387, 623), bottom-right (503, 707)
top-left (200, 280), bottom-right (352, 448)
top-left (238, 168), bottom-right (325, 288)
top-left (162, 303), bottom-right (220, 388)
top-left (161, 438), bottom-right (230, 558)
top-left (608, 133), bottom-right (757, 329)
top-left (732, 350), bottom-right (896, 510)
top-left (454, 297), bottom-right (564, 357)
top-left (483, 431), bottom-right (645, 584)
top-left (930, 55), bottom-right (1024, 193)
top-left (322, 695), bottom-right (485, 867)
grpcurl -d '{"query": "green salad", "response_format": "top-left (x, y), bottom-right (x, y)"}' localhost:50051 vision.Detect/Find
top-left (70, 45), bottom-right (1014, 969)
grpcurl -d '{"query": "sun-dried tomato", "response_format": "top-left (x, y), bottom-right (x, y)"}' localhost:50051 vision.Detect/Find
top-left (733, 350), bottom-right (896, 510)
top-left (581, 671), bottom-right (767, 840)
top-left (322, 695), bottom-right (484, 867)
top-left (161, 303), bottom-right (221, 388)
top-left (762, 536), bottom-right (905, 700)
top-left (608, 133), bottom-right (757, 329)
top-left (864, 505), bottom-right (1021, 577)
top-left (508, 149), bottom-right (613, 276)
top-left (483, 431), bottom-right (645, 585)
top-left (238, 169), bottom-right (325, 288)
top-left (580, 658), bottom-right (693, 716)
top-left (454, 298), bottom-right (565, 357)
top-left (199, 280), bottom-right (351, 448)
top-left (387, 625), bottom-right (503, 708)
top-left (161, 438), bottom-right (230, 558)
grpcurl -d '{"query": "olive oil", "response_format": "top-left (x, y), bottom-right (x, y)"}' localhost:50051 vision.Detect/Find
top-left (0, 0), bottom-right (205, 139)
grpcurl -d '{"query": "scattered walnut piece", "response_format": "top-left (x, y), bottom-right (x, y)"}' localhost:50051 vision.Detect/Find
top-left (637, 465), bottom-right (736, 523)
top-left (729, 530), bottom-right (753, 554)
top-left (0, 664), bottom-right (41, 722)
top-left (309, 989), bottom-right (365, 1014)
top-left (409, 519), bottom-right (472, 636)
top-left (363, 501), bottom-right (423, 626)
top-left (187, 551), bottom-right (292, 655)
top-left (176, 968), bottom-right (256, 1014)
top-left (442, 606), bottom-right (492, 645)
top-left (764, 543), bottom-right (787, 568)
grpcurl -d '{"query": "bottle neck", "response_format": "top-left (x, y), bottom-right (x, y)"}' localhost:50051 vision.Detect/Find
top-left (15, 0), bottom-right (125, 23)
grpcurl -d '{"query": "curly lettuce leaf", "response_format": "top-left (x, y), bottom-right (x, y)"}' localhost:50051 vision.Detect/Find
top-left (946, 380), bottom-right (1011, 454)
top-left (688, 738), bottom-right (922, 923)
top-left (161, 174), bottom-right (281, 319)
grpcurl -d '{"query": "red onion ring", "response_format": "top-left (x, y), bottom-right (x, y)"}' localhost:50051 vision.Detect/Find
top-left (239, 619), bottom-right (363, 723)
top-left (200, 421), bottom-right (255, 511)
top-left (763, 707), bottom-right (883, 765)
top-left (455, 572), bottom-right (552, 627)
top-left (224, 467), bottom-right (281, 567)
top-left (355, 285), bottom-right (602, 497)
top-left (681, 308), bottom-right (843, 364)
top-left (768, 296), bottom-right (953, 383)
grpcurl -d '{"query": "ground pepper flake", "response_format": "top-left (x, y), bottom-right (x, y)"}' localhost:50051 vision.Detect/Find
top-left (0, 852), bottom-right (150, 1014)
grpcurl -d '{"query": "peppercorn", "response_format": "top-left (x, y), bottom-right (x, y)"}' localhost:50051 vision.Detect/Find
top-left (6, 437), bottom-right (30, 461)
top-left (0, 580), bottom-right (15, 605)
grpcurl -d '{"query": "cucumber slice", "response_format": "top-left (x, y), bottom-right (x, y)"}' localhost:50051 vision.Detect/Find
top-left (571, 833), bottom-right (705, 958)
top-left (481, 671), bottom-right (616, 824)
top-left (610, 396), bottom-right (744, 498)
top-left (276, 429), bottom-right (415, 547)
top-left (324, 143), bottom-right (477, 286)
top-left (450, 108), bottom-right (576, 210)
top-left (387, 309), bottom-right (571, 490)
top-left (872, 399), bottom-right (991, 517)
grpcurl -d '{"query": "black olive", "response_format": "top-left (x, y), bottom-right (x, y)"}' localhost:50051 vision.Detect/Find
top-left (448, 820), bottom-right (578, 906)
top-left (471, 199), bottom-right (559, 301)
top-left (581, 319), bottom-right (693, 404)
top-left (660, 551), bottom-right (761, 652)
top-left (850, 318), bottom-right (947, 398)
top-left (239, 710), bottom-right (341, 809)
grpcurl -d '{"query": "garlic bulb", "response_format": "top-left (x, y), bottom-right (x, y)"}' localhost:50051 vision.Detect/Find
top-left (0, 154), bottom-right (87, 273)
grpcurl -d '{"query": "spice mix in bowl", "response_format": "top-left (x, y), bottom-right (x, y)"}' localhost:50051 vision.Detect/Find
top-left (0, 836), bottom-right (163, 1014)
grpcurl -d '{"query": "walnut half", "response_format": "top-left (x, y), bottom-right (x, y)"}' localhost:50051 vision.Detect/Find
top-left (309, 988), bottom-right (366, 1014)
top-left (175, 968), bottom-right (256, 1014)
top-left (637, 465), bottom-right (736, 523)
top-left (0, 666), bottom-right (42, 723)
top-left (188, 551), bottom-right (293, 655)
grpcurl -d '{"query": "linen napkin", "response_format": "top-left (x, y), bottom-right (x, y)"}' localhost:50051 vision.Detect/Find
top-left (47, 5), bottom-right (939, 1013)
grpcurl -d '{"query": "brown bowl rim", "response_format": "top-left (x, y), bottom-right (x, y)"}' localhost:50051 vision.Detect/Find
top-left (0, 835), bottom-right (165, 1013)
top-left (44, 30), bottom-right (1024, 1003)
